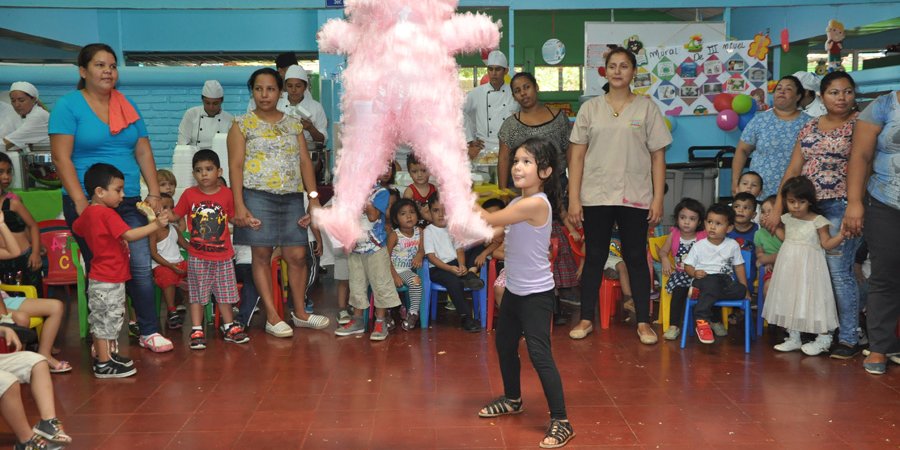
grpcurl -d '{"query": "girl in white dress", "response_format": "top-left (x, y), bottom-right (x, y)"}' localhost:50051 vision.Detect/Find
top-left (763, 176), bottom-right (845, 355)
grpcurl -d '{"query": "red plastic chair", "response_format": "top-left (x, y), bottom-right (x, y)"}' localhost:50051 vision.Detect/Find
top-left (271, 257), bottom-right (287, 320)
top-left (39, 221), bottom-right (77, 298)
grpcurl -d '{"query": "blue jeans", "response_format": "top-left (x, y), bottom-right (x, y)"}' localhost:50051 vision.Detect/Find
top-left (64, 196), bottom-right (161, 336)
top-left (820, 198), bottom-right (862, 345)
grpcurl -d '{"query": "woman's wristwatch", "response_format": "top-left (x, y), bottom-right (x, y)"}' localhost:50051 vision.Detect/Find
top-left (308, 190), bottom-right (319, 200)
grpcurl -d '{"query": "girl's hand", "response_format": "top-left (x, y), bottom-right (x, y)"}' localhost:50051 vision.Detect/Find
top-left (1, 326), bottom-right (21, 352)
top-left (567, 200), bottom-right (583, 228)
top-left (27, 251), bottom-right (42, 271)
top-left (392, 273), bottom-right (403, 288)
top-left (841, 201), bottom-right (865, 237)
top-left (661, 258), bottom-right (674, 277)
top-left (763, 204), bottom-right (783, 233)
top-left (474, 253), bottom-right (488, 269)
top-left (412, 254), bottom-right (423, 269)
top-left (647, 198), bottom-right (664, 226)
top-left (297, 214), bottom-right (312, 228)
top-left (311, 241), bottom-right (323, 257)
top-left (172, 265), bottom-right (186, 276)
top-left (74, 198), bottom-right (89, 216)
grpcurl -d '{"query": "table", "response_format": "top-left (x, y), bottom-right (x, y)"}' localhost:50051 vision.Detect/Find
top-left (11, 188), bottom-right (63, 223)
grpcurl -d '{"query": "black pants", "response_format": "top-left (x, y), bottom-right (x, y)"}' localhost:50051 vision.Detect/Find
top-left (865, 196), bottom-right (900, 354)
top-left (580, 206), bottom-right (651, 323)
top-left (692, 274), bottom-right (747, 322)
top-left (670, 286), bottom-right (689, 328)
top-left (234, 263), bottom-right (260, 326)
top-left (430, 259), bottom-right (473, 318)
top-left (496, 288), bottom-right (566, 420)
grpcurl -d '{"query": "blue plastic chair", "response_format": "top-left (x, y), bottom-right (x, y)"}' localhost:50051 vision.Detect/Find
top-left (364, 283), bottom-right (411, 331)
top-left (680, 250), bottom-right (755, 353)
top-left (419, 260), bottom-right (488, 329)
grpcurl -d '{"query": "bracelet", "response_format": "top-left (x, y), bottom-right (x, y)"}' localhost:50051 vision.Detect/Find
top-left (145, 194), bottom-right (161, 200)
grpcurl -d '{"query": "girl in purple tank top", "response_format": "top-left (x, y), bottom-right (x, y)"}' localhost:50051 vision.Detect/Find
top-left (475, 137), bottom-right (574, 448)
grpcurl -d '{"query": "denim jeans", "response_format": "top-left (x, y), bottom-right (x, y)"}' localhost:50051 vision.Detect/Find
top-left (234, 263), bottom-right (260, 326)
top-left (820, 198), bottom-right (862, 345)
top-left (64, 195), bottom-right (161, 336)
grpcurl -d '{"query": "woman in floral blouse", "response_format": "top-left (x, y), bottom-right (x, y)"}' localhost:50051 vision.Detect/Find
top-left (765, 71), bottom-right (862, 359)
top-left (227, 68), bottom-right (329, 338)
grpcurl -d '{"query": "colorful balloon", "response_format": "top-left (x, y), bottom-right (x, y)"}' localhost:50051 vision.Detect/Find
top-left (717, 109), bottom-right (739, 131)
top-left (713, 93), bottom-right (735, 112)
top-left (732, 94), bottom-right (753, 114)
top-left (738, 112), bottom-right (754, 131)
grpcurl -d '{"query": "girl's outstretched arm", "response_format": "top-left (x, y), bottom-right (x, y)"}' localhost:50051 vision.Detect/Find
top-left (478, 196), bottom-right (548, 228)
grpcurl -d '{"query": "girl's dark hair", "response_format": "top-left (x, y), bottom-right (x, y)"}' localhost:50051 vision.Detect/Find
top-left (247, 68), bottom-right (283, 92)
top-left (76, 43), bottom-right (117, 90)
top-left (514, 136), bottom-right (561, 217)
top-left (380, 161), bottom-right (397, 187)
top-left (781, 175), bottom-right (822, 215)
top-left (820, 71), bottom-right (855, 95)
top-left (778, 75), bottom-right (805, 107)
top-left (605, 46), bottom-right (637, 68)
top-left (389, 198), bottom-right (420, 229)
top-left (0, 152), bottom-right (12, 167)
top-left (672, 197), bottom-right (706, 231)
top-left (510, 72), bottom-right (538, 91)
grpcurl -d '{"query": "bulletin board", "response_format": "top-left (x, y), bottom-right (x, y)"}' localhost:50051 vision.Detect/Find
top-left (584, 21), bottom-right (727, 96)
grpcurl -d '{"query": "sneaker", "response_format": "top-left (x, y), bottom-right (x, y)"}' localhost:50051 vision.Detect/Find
top-left (304, 298), bottom-right (314, 314)
top-left (166, 311), bottom-right (183, 329)
top-left (695, 320), bottom-right (715, 344)
top-left (138, 333), bottom-right (174, 353)
top-left (663, 326), bottom-right (681, 341)
top-left (265, 321), bottom-right (294, 338)
top-left (32, 418), bottom-right (72, 445)
top-left (290, 312), bottom-right (330, 329)
top-left (222, 323), bottom-right (250, 344)
top-left (774, 331), bottom-right (802, 352)
top-left (862, 349), bottom-right (900, 365)
top-left (385, 315), bottom-right (396, 331)
top-left (190, 330), bottom-right (207, 350)
top-left (462, 272), bottom-right (485, 290)
top-left (110, 352), bottom-right (134, 368)
top-left (801, 334), bottom-right (833, 356)
top-left (337, 309), bottom-right (352, 325)
top-left (830, 342), bottom-right (860, 360)
top-left (14, 435), bottom-right (49, 450)
top-left (127, 321), bottom-right (139, 338)
top-left (710, 322), bottom-right (728, 337)
top-left (370, 320), bottom-right (389, 341)
top-left (93, 359), bottom-right (137, 379)
top-left (401, 313), bottom-right (419, 331)
top-left (444, 301), bottom-right (457, 311)
top-left (461, 315), bottom-right (481, 333)
top-left (176, 304), bottom-right (187, 313)
top-left (334, 319), bottom-right (365, 336)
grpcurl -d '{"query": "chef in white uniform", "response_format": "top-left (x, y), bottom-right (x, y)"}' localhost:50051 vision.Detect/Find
top-left (3, 82), bottom-right (50, 150)
top-left (463, 50), bottom-right (518, 163)
top-left (282, 65), bottom-right (328, 150)
top-left (793, 71), bottom-right (826, 117)
top-left (177, 80), bottom-right (234, 149)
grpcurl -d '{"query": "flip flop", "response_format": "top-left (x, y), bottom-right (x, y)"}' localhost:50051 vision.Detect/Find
top-left (49, 360), bottom-right (72, 374)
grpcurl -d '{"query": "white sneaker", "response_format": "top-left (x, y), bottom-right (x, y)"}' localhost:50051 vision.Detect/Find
top-left (265, 320), bottom-right (294, 338)
top-left (801, 334), bottom-right (833, 356)
top-left (774, 331), bottom-right (802, 352)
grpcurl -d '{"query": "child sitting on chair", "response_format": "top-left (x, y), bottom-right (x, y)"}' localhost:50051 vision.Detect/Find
top-left (754, 195), bottom-right (782, 297)
top-left (0, 153), bottom-right (43, 293)
top-left (149, 193), bottom-right (188, 330)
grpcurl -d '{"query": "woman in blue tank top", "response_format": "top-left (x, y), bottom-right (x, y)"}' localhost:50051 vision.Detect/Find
top-left (476, 137), bottom-right (574, 449)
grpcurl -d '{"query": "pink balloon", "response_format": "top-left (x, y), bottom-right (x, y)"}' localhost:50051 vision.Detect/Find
top-left (717, 109), bottom-right (739, 131)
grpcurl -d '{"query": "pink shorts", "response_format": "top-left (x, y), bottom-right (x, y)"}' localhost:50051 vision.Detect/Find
top-left (494, 268), bottom-right (507, 288)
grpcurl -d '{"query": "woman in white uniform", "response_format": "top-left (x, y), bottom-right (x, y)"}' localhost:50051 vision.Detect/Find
top-left (176, 80), bottom-right (234, 149)
top-left (3, 82), bottom-right (50, 150)
top-left (282, 65), bottom-right (328, 150)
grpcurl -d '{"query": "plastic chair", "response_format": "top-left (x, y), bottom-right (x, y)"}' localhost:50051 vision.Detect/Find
top-left (419, 260), bottom-right (488, 329)
top-left (39, 224), bottom-right (77, 299)
top-left (270, 257), bottom-right (288, 320)
top-left (364, 283), bottom-right (411, 331)
top-left (647, 235), bottom-right (672, 330)
top-left (680, 250), bottom-right (755, 353)
top-left (598, 277), bottom-right (622, 329)
top-left (1, 284), bottom-right (44, 336)
top-left (68, 238), bottom-right (90, 339)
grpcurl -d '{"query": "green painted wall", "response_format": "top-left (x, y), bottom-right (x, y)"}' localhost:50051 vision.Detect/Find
top-left (778, 42), bottom-right (809, 77)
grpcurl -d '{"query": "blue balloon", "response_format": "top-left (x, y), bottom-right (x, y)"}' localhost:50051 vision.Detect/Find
top-left (746, 98), bottom-right (759, 115)
top-left (738, 112), bottom-right (754, 131)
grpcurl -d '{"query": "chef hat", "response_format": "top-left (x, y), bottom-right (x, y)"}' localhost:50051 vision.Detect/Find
top-left (792, 71), bottom-right (821, 94)
top-left (284, 65), bottom-right (309, 83)
top-left (486, 50), bottom-right (508, 69)
top-left (201, 80), bottom-right (224, 98)
top-left (9, 81), bottom-right (38, 99)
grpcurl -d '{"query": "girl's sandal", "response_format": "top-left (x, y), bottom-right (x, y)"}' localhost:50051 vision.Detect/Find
top-left (539, 419), bottom-right (575, 449)
top-left (49, 360), bottom-right (72, 374)
top-left (477, 396), bottom-right (523, 418)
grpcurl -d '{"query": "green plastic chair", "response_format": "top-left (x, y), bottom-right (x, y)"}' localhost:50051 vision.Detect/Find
top-left (69, 238), bottom-right (90, 339)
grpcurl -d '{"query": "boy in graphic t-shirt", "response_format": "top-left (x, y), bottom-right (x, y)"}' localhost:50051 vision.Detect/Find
top-left (170, 150), bottom-right (249, 350)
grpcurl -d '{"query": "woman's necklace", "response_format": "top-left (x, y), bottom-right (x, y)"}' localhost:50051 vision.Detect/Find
top-left (608, 95), bottom-right (634, 118)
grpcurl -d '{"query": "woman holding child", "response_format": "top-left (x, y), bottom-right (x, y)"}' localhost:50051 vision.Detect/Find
top-left (228, 68), bottom-right (330, 338)
top-left (566, 47), bottom-right (671, 344)
top-left (766, 71), bottom-right (862, 358)
top-left (50, 43), bottom-right (174, 353)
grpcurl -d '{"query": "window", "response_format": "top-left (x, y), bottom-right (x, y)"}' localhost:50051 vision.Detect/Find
top-left (535, 66), bottom-right (584, 92)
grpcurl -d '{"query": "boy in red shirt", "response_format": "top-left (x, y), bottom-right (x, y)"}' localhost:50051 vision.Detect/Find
top-left (72, 163), bottom-right (170, 379)
top-left (171, 150), bottom-right (248, 349)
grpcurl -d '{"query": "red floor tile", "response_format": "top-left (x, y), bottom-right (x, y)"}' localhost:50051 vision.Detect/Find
top-left (166, 430), bottom-right (242, 449)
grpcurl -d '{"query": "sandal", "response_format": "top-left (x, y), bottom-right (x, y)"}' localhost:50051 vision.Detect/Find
top-left (539, 419), bottom-right (575, 448)
top-left (478, 396), bottom-right (523, 418)
top-left (49, 360), bottom-right (72, 374)
top-left (138, 333), bottom-right (174, 353)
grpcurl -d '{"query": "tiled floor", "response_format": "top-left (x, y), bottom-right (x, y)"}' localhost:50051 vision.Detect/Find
top-left (2, 275), bottom-right (899, 449)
